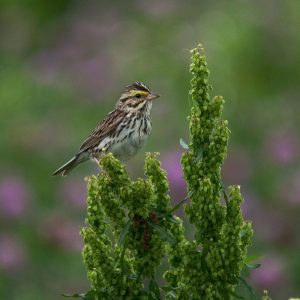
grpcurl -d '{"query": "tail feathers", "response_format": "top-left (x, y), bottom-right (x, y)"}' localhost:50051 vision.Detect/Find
top-left (52, 155), bottom-right (83, 176)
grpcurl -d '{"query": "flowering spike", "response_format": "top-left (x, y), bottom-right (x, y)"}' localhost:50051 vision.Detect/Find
top-left (78, 45), bottom-right (254, 299)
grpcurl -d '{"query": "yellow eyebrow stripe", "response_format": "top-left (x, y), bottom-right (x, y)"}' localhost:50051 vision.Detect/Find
top-left (129, 90), bottom-right (149, 97)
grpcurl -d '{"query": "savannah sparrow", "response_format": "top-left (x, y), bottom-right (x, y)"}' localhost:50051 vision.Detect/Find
top-left (52, 82), bottom-right (160, 176)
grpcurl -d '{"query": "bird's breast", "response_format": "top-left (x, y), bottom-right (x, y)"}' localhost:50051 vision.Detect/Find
top-left (104, 114), bottom-right (152, 161)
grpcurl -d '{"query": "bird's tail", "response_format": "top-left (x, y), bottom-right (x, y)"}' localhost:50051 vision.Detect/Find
top-left (52, 154), bottom-right (87, 176)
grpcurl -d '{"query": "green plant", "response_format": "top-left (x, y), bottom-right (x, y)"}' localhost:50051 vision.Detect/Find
top-left (65, 45), bottom-right (256, 299)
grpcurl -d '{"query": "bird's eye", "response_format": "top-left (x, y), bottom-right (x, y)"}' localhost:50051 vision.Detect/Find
top-left (136, 93), bottom-right (141, 98)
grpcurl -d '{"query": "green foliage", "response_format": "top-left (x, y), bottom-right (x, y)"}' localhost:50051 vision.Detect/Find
top-left (81, 152), bottom-right (174, 299)
top-left (80, 45), bottom-right (254, 299)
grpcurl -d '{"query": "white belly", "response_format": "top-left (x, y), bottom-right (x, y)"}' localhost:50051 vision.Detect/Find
top-left (97, 117), bottom-right (151, 162)
top-left (108, 130), bottom-right (149, 161)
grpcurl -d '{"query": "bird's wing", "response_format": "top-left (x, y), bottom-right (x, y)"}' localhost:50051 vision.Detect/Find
top-left (79, 109), bottom-right (125, 152)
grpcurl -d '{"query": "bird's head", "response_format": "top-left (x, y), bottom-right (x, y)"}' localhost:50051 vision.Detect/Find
top-left (117, 82), bottom-right (160, 111)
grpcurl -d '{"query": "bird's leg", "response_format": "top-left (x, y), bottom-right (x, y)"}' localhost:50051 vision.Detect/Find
top-left (91, 155), bottom-right (101, 172)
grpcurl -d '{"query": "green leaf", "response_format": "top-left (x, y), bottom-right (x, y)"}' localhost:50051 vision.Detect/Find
top-left (240, 227), bottom-right (251, 238)
top-left (118, 243), bottom-right (137, 280)
top-left (128, 273), bottom-right (137, 280)
top-left (245, 254), bottom-right (262, 264)
top-left (148, 209), bottom-right (179, 225)
top-left (118, 219), bottom-right (131, 246)
top-left (61, 293), bottom-right (83, 298)
top-left (148, 222), bottom-right (177, 245)
top-left (166, 291), bottom-right (177, 299)
top-left (185, 190), bottom-right (195, 198)
top-left (243, 257), bottom-right (262, 276)
top-left (160, 286), bottom-right (179, 292)
top-left (169, 198), bottom-right (188, 214)
top-left (215, 172), bottom-right (229, 205)
top-left (244, 262), bottom-right (261, 269)
top-left (149, 207), bottom-right (165, 216)
top-left (119, 247), bottom-right (127, 275)
top-left (61, 292), bottom-right (93, 299)
top-left (160, 286), bottom-right (172, 292)
top-left (239, 277), bottom-right (259, 300)
top-left (165, 214), bottom-right (180, 224)
top-left (228, 290), bottom-right (245, 299)
top-left (180, 138), bottom-right (189, 150)
top-left (161, 286), bottom-right (178, 299)
top-left (196, 146), bottom-right (204, 160)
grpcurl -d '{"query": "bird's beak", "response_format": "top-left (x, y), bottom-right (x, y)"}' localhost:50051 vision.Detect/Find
top-left (146, 92), bottom-right (160, 101)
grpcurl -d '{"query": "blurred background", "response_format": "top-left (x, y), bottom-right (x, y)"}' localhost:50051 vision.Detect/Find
top-left (0, 0), bottom-right (299, 299)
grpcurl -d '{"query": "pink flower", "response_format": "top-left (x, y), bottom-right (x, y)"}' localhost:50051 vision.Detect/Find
top-left (0, 175), bottom-right (31, 219)
top-left (239, 191), bottom-right (260, 220)
top-left (0, 234), bottom-right (25, 271)
top-left (29, 12), bottom-right (120, 100)
top-left (240, 192), bottom-right (293, 245)
top-left (251, 256), bottom-right (286, 289)
top-left (222, 148), bottom-right (252, 184)
top-left (278, 173), bottom-right (300, 206)
top-left (41, 215), bottom-right (83, 251)
top-left (59, 177), bottom-right (86, 209)
top-left (264, 130), bottom-right (299, 165)
top-left (161, 150), bottom-right (187, 203)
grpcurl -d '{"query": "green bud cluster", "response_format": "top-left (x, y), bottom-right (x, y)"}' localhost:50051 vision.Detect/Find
top-left (175, 45), bottom-right (253, 299)
top-left (79, 45), bottom-right (254, 299)
top-left (81, 153), bottom-right (179, 298)
top-left (221, 186), bottom-right (253, 285)
top-left (144, 152), bottom-right (170, 213)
